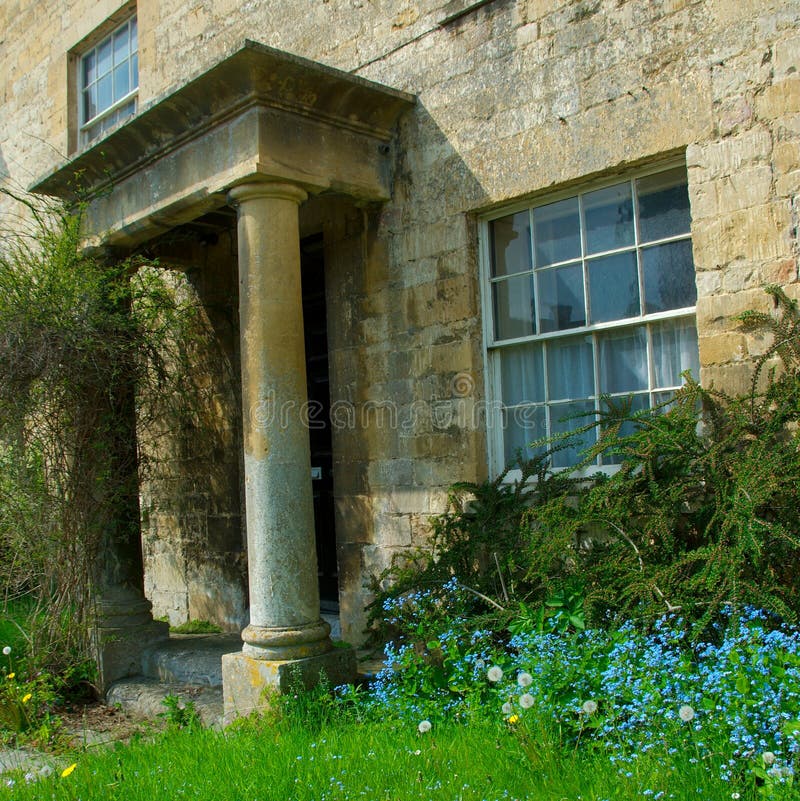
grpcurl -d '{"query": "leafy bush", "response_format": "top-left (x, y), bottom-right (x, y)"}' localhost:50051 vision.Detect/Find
top-left (372, 285), bottom-right (800, 638)
top-left (0, 190), bottom-right (199, 685)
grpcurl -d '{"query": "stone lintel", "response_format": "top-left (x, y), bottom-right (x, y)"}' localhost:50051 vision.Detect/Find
top-left (221, 647), bottom-right (357, 724)
top-left (29, 40), bottom-right (414, 247)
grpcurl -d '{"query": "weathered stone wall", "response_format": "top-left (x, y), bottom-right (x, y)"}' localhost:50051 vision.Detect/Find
top-left (137, 234), bottom-right (247, 631)
top-left (2, 0), bottom-right (799, 641)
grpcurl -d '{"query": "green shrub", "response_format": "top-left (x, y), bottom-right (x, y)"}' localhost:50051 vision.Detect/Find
top-left (0, 190), bottom-right (200, 690)
top-left (372, 285), bottom-right (800, 638)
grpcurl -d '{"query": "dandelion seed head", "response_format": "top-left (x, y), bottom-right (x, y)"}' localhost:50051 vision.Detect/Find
top-left (417, 719), bottom-right (432, 734)
top-left (678, 705), bottom-right (695, 722)
top-left (517, 671), bottom-right (533, 688)
top-left (487, 666), bottom-right (503, 682)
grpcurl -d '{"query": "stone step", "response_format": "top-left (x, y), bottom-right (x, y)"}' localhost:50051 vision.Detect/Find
top-left (141, 633), bottom-right (241, 687)
top-left (107, 677), bottom-right (224, 728)
top-left (108, 630), bottom-right (388, 728)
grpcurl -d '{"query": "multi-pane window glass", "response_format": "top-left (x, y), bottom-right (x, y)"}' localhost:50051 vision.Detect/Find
top-left (487, 166), bottom-right (699, 470)
top-left (80, 16), bottom-right (138, 144)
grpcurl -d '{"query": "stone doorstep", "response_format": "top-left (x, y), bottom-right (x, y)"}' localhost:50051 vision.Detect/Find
top-left (106, 632), bottom-right (388, 728)
top-left (140, 632), bottom-right (242, 687)
top-left (106, 677), bottom-right (224, 729)
top-left (138, 615), bottom-right (344, 686)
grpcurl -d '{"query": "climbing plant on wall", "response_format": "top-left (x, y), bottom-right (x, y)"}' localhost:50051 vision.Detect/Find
top-left (0, 190), bottom-right (199, 676)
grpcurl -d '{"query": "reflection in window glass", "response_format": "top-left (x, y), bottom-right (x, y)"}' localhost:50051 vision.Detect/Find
top-left (637, 167), bottom-right (691, 243)
top-left (493, 274), bottom-right (535, 340)
top-left (550, 401), bottom-right (595, 468)
top-left (491, 212), bottom-right (531, 277)
top-left (584, 182), bottom-right (634, 254)
top-left (537, 263), bottom-right (585, 332)
top-left (533, 197), bottom-right (581, 267)
top-left (651, 318), bottom-right (700, 388)
top-left (503, 406), bottom-right (547, 465)
top-left (588, 251), bottom-right (639, 323)
top-left (642, 240), bottom-right (696, 314)
top-left (598, 327), bottom-right (648, 394)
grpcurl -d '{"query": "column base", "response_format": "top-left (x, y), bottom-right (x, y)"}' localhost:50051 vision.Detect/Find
top-left (241, 618), bottom-right (332, 660)
top-left (92, 616), bottom-right (169, 693)
top-left (221, 647), bottom-right (357, 725)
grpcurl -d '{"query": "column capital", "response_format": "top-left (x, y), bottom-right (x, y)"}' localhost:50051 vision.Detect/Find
top-left (228, 180), bottom-right (308, 207)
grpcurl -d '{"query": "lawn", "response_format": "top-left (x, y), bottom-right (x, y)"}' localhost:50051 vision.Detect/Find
top-left (2, 597), bottom-right (800, 800)
top-left (0, 715), bottom-right (772, 801)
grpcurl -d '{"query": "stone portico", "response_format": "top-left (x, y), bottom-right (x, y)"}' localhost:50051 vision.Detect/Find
top-left (32, 40), bottom-right (414, 721)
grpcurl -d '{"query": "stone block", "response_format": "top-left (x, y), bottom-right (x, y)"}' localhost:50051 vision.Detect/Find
top-left (695, 269), bottom-right (723, 297)
top-left (692, 202), bottom-right (792, 265)
top-left (709, 0), bottom-right (774, 26)
top-left (221, 647), bottom-right (357, 724)
top-left (380, 486), bottom-right (435, 515)
top-left (687, 127), bottom-right (772, 183)
top-left (698, 332), bottom-right (746, 365)
top-left (374, 513), bottom-right (413, 547)
top-left (756, 78), bottom-right (800, 120)
top-left (775, 170), bottom-right (800, 198)
top-left (773, 35), bottom-right (800, 80)
top-left (720, 259), bottom-right (760, 293)
top-left (696, 289), bottom-right (774, 335)
top-left (774, 141), bottom-right (800, 174)
top-left (701, 361), bottom-right (767, 395)
top-left (714, 97), bottom-right (756, 137)
top-left (333, 495), bottom-right (375, 544)
top-left (93, 619), bottom-right (170, 694)
top-left (367, 458), bottom-right (415, 489)
top-left (762, 258), bottom-right (799, 284)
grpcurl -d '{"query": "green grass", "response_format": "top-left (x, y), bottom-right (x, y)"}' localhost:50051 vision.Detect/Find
top-left (0, 599), bottom-right (35, 665)
top-left (0, 715), bottom-right (783, 801)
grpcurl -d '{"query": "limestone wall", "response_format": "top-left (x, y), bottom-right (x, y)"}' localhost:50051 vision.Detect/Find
top-left (1, 0), bottom-right (798, 640)
top-left (136, 235), bottom-right (246, 631)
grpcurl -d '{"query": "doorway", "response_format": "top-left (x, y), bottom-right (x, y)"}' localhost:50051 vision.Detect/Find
top-left (300, 235), bottom-right (339, 609)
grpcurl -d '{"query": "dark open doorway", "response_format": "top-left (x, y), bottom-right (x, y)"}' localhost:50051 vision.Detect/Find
top-left (300, 235), bottom-right (339, 609)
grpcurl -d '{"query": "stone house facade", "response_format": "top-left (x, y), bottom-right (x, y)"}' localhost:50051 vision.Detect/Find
top-left (1, 0), bottom-right (798, 712)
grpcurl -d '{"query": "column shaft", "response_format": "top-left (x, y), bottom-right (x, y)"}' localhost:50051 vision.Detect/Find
top-left (230, 181), bottom-right (331, 660)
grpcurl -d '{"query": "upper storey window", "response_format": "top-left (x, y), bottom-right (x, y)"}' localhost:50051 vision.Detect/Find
top-left (80, 15), bottom-right (138, 145)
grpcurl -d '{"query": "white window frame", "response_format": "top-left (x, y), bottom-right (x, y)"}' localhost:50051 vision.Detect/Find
top-left (79, 14), bottom-right (138, 146)
top-left (479, 159), bottom-right (699, 480)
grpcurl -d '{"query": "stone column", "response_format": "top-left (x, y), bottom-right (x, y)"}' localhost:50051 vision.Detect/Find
top-left (222, 180), bottom-right (355, 722)
top-left (92, 292), bottom-right (168, 692)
